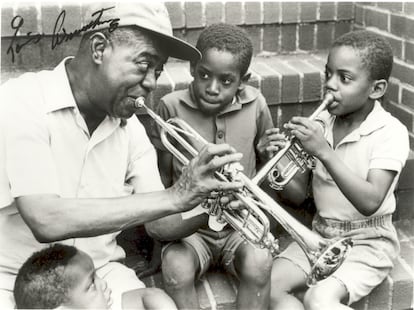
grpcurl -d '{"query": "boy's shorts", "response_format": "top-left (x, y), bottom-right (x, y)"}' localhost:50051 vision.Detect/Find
top-left (163, 227), bottom-right (246, 280)
top-left (96, 261), bottom-right (145, 310)
top-left (277, 213), bottom-right (399, 305)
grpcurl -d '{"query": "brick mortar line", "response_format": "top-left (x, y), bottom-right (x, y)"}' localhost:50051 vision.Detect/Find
top-left (201, 276), bottom-right (217, 310)
top-left (397, 255), bottom-right (414, 278)
top-left (255, 61), bottom-right (283, 104)
top-left (249, 69), bottom-right (262, 90)
top-left (230, 279), bottom-right (238, 294)
top-left (387, 274), bottom-right (394, 309)
top-left (303, 59), bottom-right (324, 99)
top-left (283, 60), bottom-right (304, 103)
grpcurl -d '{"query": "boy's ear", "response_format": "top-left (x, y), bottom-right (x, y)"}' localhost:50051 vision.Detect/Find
top-left (369, 79), bottom-right (388, 100)
top-left (238, 73), bottom-right (251, 92)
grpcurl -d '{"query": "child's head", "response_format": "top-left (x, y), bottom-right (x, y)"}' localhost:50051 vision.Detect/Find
top-left (190, 23), bottom-right (253, 115)
top-left (325, 30), bottom-right (393, 116)
top-left (14, 244), bottom-right (109, 309)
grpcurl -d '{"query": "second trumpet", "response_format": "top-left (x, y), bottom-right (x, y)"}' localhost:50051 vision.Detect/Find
top-left (253, 93), bottom-right (335, 190)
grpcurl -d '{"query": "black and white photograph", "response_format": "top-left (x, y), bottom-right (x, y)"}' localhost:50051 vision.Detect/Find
top-left (1, 1), bottom-right (413, 309)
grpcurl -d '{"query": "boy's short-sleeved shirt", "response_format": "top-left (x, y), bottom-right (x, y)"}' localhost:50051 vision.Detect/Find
top-left (150, 84), bottom-right (274, 180)
top-left (0, 58), bottom-right (164, 290)
top-left (314, 101), bottom-right (409, 221)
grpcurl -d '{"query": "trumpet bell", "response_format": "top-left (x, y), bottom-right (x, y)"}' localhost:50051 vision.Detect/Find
top-left (308, 237), bottom-right (353, 286)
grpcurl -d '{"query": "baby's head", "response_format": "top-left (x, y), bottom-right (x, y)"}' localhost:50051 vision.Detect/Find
top-left (325, 30), bottom-right (393, 115)
top-left (190, 23), bottom-right (253, 115)
top-left (14, 244), bottom-right (109, 309)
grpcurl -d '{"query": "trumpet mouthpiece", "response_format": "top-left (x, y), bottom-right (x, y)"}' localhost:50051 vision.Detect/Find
top-left (134, 97), bottom-right (145, 109)
top-left (324, 93), bottom-right (334, 105)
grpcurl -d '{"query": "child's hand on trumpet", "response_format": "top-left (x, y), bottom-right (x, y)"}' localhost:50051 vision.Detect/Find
top-left (284, 118), bottom-right (329, 158)
top-left (256, 128), bottom-right (289, 160)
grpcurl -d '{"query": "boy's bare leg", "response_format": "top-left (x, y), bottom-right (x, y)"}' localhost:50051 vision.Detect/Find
top-left (234, 242), bottom-right (273, 310)
top-left (270, 258), bottom-right (307, 310)
top-left (162, 243), bottom-right (200, 310)
top-left (304, 277), bottom-right (350, 310)
top-left (122, 288), bottom-right (177, 309)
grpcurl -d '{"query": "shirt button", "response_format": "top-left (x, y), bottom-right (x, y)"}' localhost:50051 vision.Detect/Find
top-left (217, 131), bottom-right (224, 139)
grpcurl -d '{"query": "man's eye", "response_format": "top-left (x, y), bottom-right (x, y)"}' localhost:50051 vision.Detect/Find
top-left (324, 70), bottom-right (331, 79)
top-left (340, 75), bottom-right (351, 83)
top-left (155, 69), bottom-right (163, 79)
top-left (88, 278), bottom-right (97, 291)
top-left (137, 61), bottom-right (150, 73)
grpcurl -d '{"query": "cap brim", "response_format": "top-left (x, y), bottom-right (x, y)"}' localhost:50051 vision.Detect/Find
top-left (137, 26), bottom-right (201, 62)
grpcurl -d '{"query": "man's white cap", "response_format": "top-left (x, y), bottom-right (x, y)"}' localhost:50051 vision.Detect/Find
top-left (82, 2), bottom-right (201, 62)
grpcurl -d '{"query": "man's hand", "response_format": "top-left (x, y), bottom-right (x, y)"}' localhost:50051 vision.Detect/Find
top-left (257, 128), bottom-right (288, 161)
top-left (170, 143), bottom-right (244, 212)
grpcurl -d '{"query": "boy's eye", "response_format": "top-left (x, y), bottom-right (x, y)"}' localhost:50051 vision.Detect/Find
top-left (221, 78), bottom-right (233, 86)
top-left (324, 70), bottom-right (332, 80)
top-left (198, 71), bottom-right (209, 80)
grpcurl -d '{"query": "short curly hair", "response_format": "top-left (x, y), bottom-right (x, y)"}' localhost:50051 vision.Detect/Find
top-left (195, 23), bottom-right (253, 76)
top-left (332, 30), bottom-right (394, 81)
top-left (14, 244), bottom-right (78, 309)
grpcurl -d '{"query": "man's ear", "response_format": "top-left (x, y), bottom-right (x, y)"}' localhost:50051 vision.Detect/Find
top-left (237, 72), bottom-right (251, 92)
top-left (89, 32), bottom-right (109, 65)
top-left (369, 79), bottom-right (387, 100)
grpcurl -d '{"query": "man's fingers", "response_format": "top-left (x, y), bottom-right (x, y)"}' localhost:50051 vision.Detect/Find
top-left (212, 179), bottom-right (244, 192)
top-left (198, 143), bottom-right (238, 163)
top-left (265, 128), bottom-right (281, 135)
top-left (208, 152), bottom-right (243, 172)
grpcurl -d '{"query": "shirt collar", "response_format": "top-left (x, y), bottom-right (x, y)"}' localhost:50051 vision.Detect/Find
top-left (325, 100), bottom-right (390, 146)
top-left (43, 57), bottom-right (78, 113)
top-left (358, 100), bottom-right (390, 135)
top-left (180, 83), bottom-right (259, 115)
top-left (43, 57), bottom-right (121, 130)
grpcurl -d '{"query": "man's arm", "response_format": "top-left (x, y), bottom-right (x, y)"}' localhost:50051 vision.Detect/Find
top-left (16, 144), bottom-right (243, 243)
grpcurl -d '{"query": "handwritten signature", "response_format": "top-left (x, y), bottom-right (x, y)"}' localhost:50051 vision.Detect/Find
top-left (6, 6), bottom-right (119, 63)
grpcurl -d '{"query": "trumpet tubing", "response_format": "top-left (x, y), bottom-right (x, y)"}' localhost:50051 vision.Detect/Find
top-left (253, 93), bottom-right (335, 190)
top-left (135, 96), bottom-right (352, 285)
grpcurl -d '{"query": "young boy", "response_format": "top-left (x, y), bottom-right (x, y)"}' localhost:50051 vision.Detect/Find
top-left (269, 30), bottom-right (410, 310)
top-left (14, 244), bottom-right (176, 309)
top-left (146, 23), bottom-right (279, 309)
top-left (14, 244), bottom-right (112, 309)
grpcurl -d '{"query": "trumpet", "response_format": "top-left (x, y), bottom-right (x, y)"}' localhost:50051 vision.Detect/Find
top-left (135, 96), bottom-right (352, 285)
top-left (253, 93), bottom-right (335, 190)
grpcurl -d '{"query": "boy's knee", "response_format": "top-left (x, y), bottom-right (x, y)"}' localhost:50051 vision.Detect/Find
top-left (162, 245), bottom-right (197, 286)
top-left (236, 246), bottom-right (272, 283)
top-left (303, 287), bottom-right (332, 310)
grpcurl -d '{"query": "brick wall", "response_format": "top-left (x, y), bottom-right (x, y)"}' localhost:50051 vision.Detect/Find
top-left (353, 2), bottom-right (414, 151)
top-left (1, 2), bottom-right (354, 70)
top-left (164, 2), bottom-right (354, 54)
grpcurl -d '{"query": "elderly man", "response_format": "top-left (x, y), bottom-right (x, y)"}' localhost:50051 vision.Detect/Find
top-left (0, 3), bottom-right (243, 309)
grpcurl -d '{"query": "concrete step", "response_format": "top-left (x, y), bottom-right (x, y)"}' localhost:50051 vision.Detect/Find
top-left (121, 218), bottom-right (414, 310)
